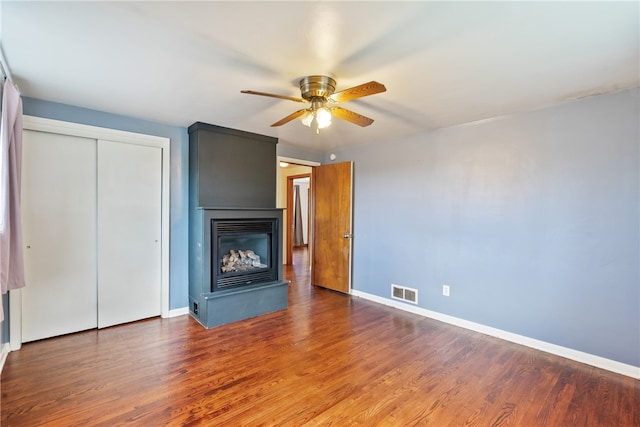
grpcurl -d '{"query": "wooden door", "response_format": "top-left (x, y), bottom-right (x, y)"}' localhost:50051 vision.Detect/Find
top-left (97, 140), bottom-right (162, 328)
top-left (312, 161), bottom-right (353, 293)
top-left (21, 131), bottom-right (98, 342)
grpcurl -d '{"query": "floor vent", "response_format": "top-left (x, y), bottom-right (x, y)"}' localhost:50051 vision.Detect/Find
top-left (391, 284), bottom-right (418, 304)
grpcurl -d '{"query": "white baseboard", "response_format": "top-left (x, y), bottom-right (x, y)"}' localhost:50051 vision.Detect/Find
top-left (0, 342), bottom-right (10, 374)
top-left (167, 307), bottom-right (189, 318)
top-left (351, 289), bottom-right (640, 379)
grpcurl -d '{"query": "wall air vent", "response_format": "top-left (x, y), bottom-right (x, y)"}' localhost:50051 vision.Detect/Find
top-left (391, 284), bottom-right (418, 304)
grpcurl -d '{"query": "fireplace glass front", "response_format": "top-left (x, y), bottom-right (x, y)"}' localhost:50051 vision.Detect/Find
top-left (212, 218), bottom-right (278, 291)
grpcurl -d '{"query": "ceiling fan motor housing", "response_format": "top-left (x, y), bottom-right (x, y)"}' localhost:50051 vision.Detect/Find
top-left (299, 75), bottom-right (336, 101)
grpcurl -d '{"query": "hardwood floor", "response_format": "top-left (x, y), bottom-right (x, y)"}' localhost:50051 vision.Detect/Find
top-left (2, 247), bottom-right (638, 426)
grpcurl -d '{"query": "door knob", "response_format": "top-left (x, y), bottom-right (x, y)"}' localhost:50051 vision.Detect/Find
top-left (343, 234), bottom-right (353, 239)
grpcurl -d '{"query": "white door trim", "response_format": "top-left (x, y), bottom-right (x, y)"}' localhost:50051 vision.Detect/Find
top-left (10, 116), bottom-right (171, 350)
top-left (277, 156), bottom-right (321, 167)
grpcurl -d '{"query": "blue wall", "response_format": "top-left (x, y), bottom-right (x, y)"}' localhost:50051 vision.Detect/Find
top-left (13, 91), bottom-right (639, 368)
top-left (329, 89), bottom-right (639, 367)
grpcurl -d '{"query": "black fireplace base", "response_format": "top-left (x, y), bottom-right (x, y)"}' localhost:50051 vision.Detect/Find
top-left (190, 280), bottom-right (289, 328)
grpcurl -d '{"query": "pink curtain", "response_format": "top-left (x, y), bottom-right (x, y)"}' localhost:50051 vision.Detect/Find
top-left (0, 79), bottom-right (26, 322)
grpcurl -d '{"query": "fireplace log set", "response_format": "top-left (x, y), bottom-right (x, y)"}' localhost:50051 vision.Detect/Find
top-left (221, 249), bottom-right (267, 273)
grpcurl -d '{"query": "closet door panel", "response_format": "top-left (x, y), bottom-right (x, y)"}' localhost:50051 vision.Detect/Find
top-left (21, 130), bottom-right (98, 342)
top-left (97, 140), bottom-right (162, 328)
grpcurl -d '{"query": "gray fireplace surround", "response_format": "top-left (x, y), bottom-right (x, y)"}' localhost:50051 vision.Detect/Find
top-left (188, 122), bottom-right (288, 328)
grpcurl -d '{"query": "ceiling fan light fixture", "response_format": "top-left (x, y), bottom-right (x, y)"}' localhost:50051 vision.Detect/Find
top-left (315, 106), bottom-right (332, 129)
top-left (300, 110), bottom-right (314, 127)
top-left (300, 100), bottom-right (332, 131)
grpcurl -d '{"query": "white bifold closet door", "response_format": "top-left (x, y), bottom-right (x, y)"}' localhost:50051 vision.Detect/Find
top-left (21, 132), bottom-right (162, 342)
top-left (21, 131), bottom-right (98, 342)
top-left (97, 140), bottom-right (162, 328)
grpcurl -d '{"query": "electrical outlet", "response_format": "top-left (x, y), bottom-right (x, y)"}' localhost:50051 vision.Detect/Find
top-left (443, 285), bottom-right (450, 297)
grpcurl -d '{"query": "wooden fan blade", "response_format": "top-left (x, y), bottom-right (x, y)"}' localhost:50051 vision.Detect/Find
top-left (330, 107), bottom-right (375, 127)
top-left (241, 90), bottom-right (306, 103)
top-left (271, 109), bottom-right (308, 127)
top-left (328, 81), bottom-right (386, 103)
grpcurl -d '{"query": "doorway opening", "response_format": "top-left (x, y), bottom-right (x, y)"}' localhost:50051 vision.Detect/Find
top-left (286, 173), bottom-right (311, 266)
top-left (277, 157), bottom-right (353, 294)
top-left (277, 157), bottom-right (317, 267)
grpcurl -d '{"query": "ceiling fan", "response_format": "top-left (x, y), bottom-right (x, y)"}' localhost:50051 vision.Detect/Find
top-left (241, 75), bottom-right (386, 134)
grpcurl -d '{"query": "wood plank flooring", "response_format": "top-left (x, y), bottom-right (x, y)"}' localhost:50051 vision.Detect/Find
top-left (2, 248), bottom-right (638, 426)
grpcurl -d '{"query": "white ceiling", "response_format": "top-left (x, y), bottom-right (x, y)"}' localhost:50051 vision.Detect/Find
top-left (2, 1), bottom-right (638, 151)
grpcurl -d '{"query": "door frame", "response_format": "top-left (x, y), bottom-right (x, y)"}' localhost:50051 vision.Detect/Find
top-left (277, 156), bottom-right (320, 266)
top-left (10, 116), bottom-right (170, 350)
top-left (286, 173), bottom-right (312, 265)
